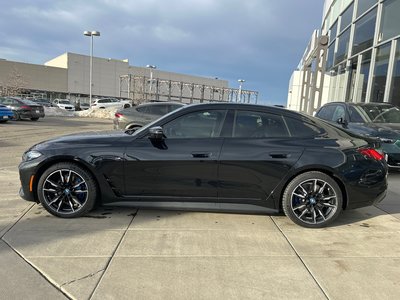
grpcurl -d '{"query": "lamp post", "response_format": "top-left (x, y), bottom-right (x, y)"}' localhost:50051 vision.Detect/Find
top-left (83, 30), bottom-right (100, 107)
top-left (237, 79), bottom-right (245, 103)
top-left (146, 65), bottom-right (157, 99)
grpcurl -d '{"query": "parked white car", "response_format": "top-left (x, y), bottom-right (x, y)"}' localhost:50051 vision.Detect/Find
top-left (52, 99), bottom-right (75, 111)
top-left (91, 98), bottom-right (131, 109)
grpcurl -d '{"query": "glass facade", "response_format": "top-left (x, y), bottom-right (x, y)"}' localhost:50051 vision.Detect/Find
top-left (322, 0), bottom-right (400, 105)
top-left (289, 0), bottom-right (400, 111)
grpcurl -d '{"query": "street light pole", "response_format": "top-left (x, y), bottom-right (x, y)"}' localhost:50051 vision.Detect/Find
top-left (84, 30), bottom-right (100, 107)
top-left (237, 79), bottom-right (245, 103)
top-left (146, 65), bottom-right (157, 100)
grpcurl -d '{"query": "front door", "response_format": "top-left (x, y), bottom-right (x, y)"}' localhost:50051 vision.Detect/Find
top-left (123, 109), bottom-right (228, 200)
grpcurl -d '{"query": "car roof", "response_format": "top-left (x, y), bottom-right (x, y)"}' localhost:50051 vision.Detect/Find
top-left (138, 101), bottom-right (185, 107)
top-left (321, 101), bottom-right (395, 107)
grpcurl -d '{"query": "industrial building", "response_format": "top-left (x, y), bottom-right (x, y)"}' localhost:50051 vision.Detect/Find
top-left (288, 0), bottom-right (400, 114)
top-left (0, 52), bottom-right (258, 104)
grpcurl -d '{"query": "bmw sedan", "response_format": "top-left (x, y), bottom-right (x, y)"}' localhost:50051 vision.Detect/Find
top-left (19, 103), bottom-right (388, 228)
top-left (0, 97), bottom-right (45, 121)
top-left (315, 102), bottom-right (400, 168)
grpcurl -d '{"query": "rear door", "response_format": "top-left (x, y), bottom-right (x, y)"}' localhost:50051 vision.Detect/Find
top-left (218, 109), bottom-right (304, 207)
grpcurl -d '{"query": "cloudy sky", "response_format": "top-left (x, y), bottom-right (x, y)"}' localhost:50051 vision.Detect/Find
top-left (0, 0), bottom-right (324, 105)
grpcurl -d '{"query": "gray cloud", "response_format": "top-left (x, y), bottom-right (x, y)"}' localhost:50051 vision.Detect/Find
top-left (0, 0), bottom-right (324, 104)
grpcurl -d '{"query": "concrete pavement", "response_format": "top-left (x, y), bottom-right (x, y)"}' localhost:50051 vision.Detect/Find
top-left (1, 117), bottom-right (400, 299)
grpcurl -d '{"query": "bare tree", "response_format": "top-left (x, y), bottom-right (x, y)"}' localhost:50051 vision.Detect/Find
top-left (0, 66), bottom-right (27, 96)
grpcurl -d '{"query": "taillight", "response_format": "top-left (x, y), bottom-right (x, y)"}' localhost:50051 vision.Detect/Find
top-left (21, 105), bottom-right (31, 110)
top-left (115, 112), bottom-right (123, 118)
top-left (358, 148), bottom-right (384, 160)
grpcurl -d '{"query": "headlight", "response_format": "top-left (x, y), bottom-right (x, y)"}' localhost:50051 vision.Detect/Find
top-left (22, 150), bottom-right (42, 162)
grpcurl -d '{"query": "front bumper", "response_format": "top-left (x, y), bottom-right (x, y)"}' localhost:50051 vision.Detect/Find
top-left (19, 157), bottom-right (47, 202)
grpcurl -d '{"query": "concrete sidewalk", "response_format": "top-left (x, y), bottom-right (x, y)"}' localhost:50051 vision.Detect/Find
top-left (1, 117), bottom-right (400, 299)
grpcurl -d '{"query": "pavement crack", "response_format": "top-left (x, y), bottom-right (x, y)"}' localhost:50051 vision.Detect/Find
top-left (271, 217), bottom-right (330, 300)
top-left (60, 268), bottom-right (105, 288)
top-left (88, 209), bottom-right (139, 299)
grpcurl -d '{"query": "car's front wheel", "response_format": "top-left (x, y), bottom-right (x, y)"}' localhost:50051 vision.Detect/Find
top-left (37, 162), bottom-right (97, 218)
top-left (282, 171), bottom-right (343, 228)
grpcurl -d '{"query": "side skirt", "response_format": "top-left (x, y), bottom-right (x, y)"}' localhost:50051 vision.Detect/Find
top-left (104, 201), bottom-right (279, 215)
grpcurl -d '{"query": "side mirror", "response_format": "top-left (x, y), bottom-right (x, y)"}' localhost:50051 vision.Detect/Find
top-left (336, 117), bottom-right (348, 126)
top-left (149, 126), bottom-right (164, 140)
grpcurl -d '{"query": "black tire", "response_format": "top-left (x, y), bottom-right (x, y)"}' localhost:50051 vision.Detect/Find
top-left (37, 162), bottom-right (98, 218)
top-left (282, 171), bottom-right (343, 228)
top-left (14, 111), bottom-right (21, 121)
top-left (123, 103), bottom-right (131, 109)
top-left (31, 117), bottom-right (39, 121)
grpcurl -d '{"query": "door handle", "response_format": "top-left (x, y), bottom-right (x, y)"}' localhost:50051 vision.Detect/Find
top-left (269, 152), bottom-right (289, 159)
top-left (192, 152), bottom-right (211, 158)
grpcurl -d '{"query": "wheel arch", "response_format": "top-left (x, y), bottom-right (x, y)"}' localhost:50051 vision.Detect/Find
top-left (276, 167), bottom-right (348, 211)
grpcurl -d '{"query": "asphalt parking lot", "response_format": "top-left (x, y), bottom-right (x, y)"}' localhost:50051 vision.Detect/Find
top-left (1, 116), bottom-right (400, 300)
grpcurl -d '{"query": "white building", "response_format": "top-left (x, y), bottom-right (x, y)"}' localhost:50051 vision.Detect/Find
top-left (288, 0), bottom-right (400, 114)
top-left (1, 52), bottom-right (258, 104)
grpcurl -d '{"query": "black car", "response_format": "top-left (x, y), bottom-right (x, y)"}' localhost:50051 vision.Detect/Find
top-left (0, 97), bottom-right (45, 121)
top-left (315, 102), bottom-right (400, 168)
top-left (19, 103), bottom-right (387, 228)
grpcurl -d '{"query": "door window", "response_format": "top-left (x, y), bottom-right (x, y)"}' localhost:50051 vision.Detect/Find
top-left (316, 105), bottom-right (336, 121)
top-left (233, 110), bottom-right (289, 138)
top-left (332, 106), bottom-right (345, 121)
top-left (163, 110), bottom-right (227, 138)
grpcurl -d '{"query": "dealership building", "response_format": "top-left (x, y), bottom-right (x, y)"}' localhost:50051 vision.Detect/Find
top-left (288, 0), bottom-right (400, 114)
top-left (0, 52), bottom-right (258, 104)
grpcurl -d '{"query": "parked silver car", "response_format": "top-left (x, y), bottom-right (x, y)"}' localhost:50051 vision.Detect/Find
top-left (113, 101), bottom-right (185, 130)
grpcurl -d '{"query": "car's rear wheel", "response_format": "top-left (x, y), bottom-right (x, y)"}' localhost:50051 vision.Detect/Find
top-left (123, 103), bottom-right (131, 109)
top-left (14, 111), bottom-right (21, 120)
top-left (37, 162), bottom-right (97, 218)
top-left (31, 117), bottom-right (39, 121)
top-left (282, 171), bottom-right (342, 228)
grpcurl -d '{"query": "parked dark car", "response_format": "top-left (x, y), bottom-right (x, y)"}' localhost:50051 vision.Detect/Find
top-left (32, 98), bottom-right (53, 107)
top-left (19, 103), bottom-right (387, 228)
top-left (113, 101), bottom-right (185, 130)
top-left (0, 104), bottom-right (14, 122)
top-left (0, 97), bottom-right (45, 121)
top-left (315, 102), bottom-right (400, 168)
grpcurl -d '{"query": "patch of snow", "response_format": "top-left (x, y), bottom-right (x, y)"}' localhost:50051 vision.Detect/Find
top-left (44, 107), bottom-right (75, 117)
top-left (44, 107), bottom-right (117, 119)
top-left (75, 107), bottom-right (117, 119)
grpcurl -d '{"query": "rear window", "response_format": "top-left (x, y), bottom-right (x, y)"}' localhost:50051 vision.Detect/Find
top-left (284, 117), bottom-right (325, 137)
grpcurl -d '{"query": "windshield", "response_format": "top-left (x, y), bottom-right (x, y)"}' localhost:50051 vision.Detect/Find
top-left (21, 99), bottom-right (38, 105)
top-left (357, 104), bottom-right (400, 123)
top-left (371, 107), bottom-right (400, 123)
top-left (59, 100), bottom-right (71, 104)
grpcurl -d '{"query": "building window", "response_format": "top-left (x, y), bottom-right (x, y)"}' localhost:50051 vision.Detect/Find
top-left (335, 28), bottom-right (351, 65)
top-left (346, 57), bottom-right (358, 102)
top-left (340, 3), bottom-right (354, 33)
top-left (326, 43), bottom-right (335, 70)
top-left (358, 50), bottom-right (372, 102)
top-left (353, 7), bottom-right (377, 55)
top-left (379, 0), bottom-right (400, 42)
top-left (371, 43), bottom-right (391, 103)
top-left (356, 0), bottom-right (377, 18)
top-left (329, 21), bottom-right (338, 43)
top-left (389, 41), bottom-right (400, 107)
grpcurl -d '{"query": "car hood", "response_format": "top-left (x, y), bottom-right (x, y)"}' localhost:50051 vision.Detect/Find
top-left (31, 131), bottom-right (129, 151)
top-left (349, 122), bottom-right (400, 140)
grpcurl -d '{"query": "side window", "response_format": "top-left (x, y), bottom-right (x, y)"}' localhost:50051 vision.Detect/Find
top-left (168, 104), bottom-right (183, 112)
top-left (284, 117), bottom-right (325, 138)
top-left (148, 105), bottom-right (168, 115)
top-left (163, 110), bottom-right (227, 138)
top-left (136, 106), bottom-right (148, 113)
top-left (332, 105), bottom-right (345, 121)
top-left (316, 105), bottom-right (336, 121)
top-left (233, 110), bottom-right (289, 138)
top-left (348, 106), bottom-right (365, 123)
